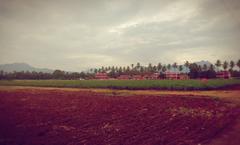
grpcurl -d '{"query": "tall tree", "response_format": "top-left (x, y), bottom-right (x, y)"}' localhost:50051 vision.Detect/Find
top-left (131, 64), bottom-right (134, 70)
top-left (119, 67), bottom-right (123, 74)
top-left (229, 60), bottom-right (235, 71)
top-left (208, 64), bottom-right (216, 78)
top-left (53, 70), bottom-right (65, 79)
top-left (136, 62), bottom-right (141, 68)
top-left (123, 67), bottom-right (126, 73)
top-left (215, 60), bottom-right (221, 71)
top-left (167, 64), bottom-right (171, 70)
top-left (189, 63), bottom-right (199, 78)
top-left (172, 62), bottom-right (177, 71)
top-left (209, 64), bottom-right (214, 71)
top-left (162, 66), bottom-right (167, 72)
top-left (203, 64), bottom-right (208, 71)
top-left (105, 67), bottom-right (108, 72)
top-left (198, 65), bottom-right (202, 72)
top-left (237, 59), bottom-right (240, 70)
top-left (184, 61), bottom-right (190, 68)
top-left (222, 61), bottom-right (228, 70)
top-left (178, 65), bottom-right (183, 72)
top-left (153, 65), bottom-right (157, 72)
top-left (101, 66), bottom-right (105, 72)
top-left (157, 63), bottom-right (162, 71)
top-left (126, 66), bottom-right (130, 72)
top-left (115, 66), bottom-right (119, 72)
top-left (108, 66), bottom-right (116, 78)
top-left (148, 63), bottom-right (153, 72)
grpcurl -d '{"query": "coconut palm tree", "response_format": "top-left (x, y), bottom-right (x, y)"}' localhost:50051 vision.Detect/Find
top-left (229, 60), bottom-right (235, 71)
top-left (184, 61), bottom-right (190, 68)
top-left (148, 63), bottom-right (153, 72)
top-left (115, 66), bottom-right (119, 73)
top-left (105, 67), bottom-right (108, 71)
top-left (153, 66), bottom-right (157, 72)
top-left (157, 63), bottom-right (162, 71)
top-left (209, 64), bottom-right (214, 71)
top-left (167, 64), bottom-right (171, 70)
top-left (119, 67), bottom-right (123, 74)
top-left (136, 62), bottom-right (141, 69)
top-left (203, 64), bottom-right (208, 71)
top-left (123, 67), bottom-right (126, 73)
top-left (172, 62), bottom-right (177, 71)
top-left (162, 66), bottom-right (167, 72)
top-left (222, 61), bottom-right (228, 70)
top-left (131, 64), bottom-right (134, 70)
top-left (178, 65), bottom-right (183, 72)
top-left (237, 59), bottom-right (240, 70)
top-left (126, 66), bottom-right (130, 72)
top-left (215, 60), bottom-right (221, 71)
top-left (101, 66), bottom-right (105, 72)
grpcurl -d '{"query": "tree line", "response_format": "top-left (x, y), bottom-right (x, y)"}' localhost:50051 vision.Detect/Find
top-left (92, 59), bottom-right (240, 78)
top-left (0, 59), bottom-right (240, 80)
top-left (0, 70), bottom-right (94, 80)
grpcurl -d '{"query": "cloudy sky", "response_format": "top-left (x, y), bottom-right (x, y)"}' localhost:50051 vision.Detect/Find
top-left (0, 0), bottom-right (239, 71)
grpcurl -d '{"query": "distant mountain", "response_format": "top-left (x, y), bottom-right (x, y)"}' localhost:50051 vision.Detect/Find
top-left (167, 66), bottom-right (190, 73)
top-left (0, 63), bottom-right (54, 73)
top-left (194, 60), bottom-right (212, 67)
top-left (165, 60), bottom-right (213, 73)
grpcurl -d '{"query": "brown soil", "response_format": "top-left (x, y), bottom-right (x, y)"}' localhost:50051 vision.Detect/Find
top-left (0, 87), bottom-right (239, 145)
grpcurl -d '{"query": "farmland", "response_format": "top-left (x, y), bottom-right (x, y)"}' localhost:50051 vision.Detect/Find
top-left (0, 79), bottom-right (240, 90)
top-left (0, 86), bottom-right (240, 145)
top-left (0, 80), bottom-right (240, 145)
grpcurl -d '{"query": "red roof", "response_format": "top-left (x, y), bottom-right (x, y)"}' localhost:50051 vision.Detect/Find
top-left (143, 73), bottom-right (159, 79)
top-left (216, 71), bottom-right (231, 78)
top-left (95, 73), bottom-right (109, 79)
top-left (165, 71), bottom-right (180, 79)
top-left (132, 75), bottom-right (143, 80)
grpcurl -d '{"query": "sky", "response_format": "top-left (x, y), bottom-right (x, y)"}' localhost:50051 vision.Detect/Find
top-left (0, 0), bottom-right (240, 72)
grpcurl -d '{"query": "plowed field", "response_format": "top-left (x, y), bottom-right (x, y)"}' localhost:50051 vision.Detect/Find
top-left (0, 87), bottom-right (239, 145)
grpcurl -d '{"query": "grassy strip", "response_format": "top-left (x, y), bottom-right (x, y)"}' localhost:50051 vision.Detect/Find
top-left (0, 79), bottom-right (240, 90)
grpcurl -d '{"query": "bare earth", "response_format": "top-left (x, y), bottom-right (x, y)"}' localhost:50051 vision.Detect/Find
top-left (0, 86), bottom-right (239, 145)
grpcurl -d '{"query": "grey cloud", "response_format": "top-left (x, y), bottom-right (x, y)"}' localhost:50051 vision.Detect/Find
top-left (0, 0), bottom-right (239, 71)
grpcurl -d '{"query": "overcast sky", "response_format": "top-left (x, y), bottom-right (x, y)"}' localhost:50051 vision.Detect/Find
top-left (0, 0), bottom-right (240, 71)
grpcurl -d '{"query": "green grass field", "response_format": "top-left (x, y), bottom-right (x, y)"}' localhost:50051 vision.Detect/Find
top-left (0, 79), bottom-right (240, 90)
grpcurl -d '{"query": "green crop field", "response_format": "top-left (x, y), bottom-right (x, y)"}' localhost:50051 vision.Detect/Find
top-left (0, 79), bottom-right (240, 90)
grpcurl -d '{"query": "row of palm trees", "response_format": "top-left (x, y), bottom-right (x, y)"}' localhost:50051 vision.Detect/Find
top-left (92, 59), bottom-right (240, 74)
top-left (215, 60), bottom-right (240, 71)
